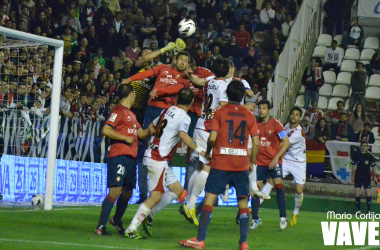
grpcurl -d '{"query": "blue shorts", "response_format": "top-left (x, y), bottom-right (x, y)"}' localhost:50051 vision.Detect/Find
top-left (256, 164), bottom-right (283, 181)
top-left (205, 168), bottom-right (249, 198)
top-left (187, 111), bottom-right (199, 137)
top-left (107, 155), bottom-right (137, 189)
top-left (355, 174), bottom-right (371, 189)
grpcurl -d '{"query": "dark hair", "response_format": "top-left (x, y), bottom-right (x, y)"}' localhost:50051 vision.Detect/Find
top-left (290, 106), bottom-right (303, 117)
top-left (177, 87), bottom-right (194, 106)
top-left (364, 122), bottom-right (372, 128)
top-left (353, 104), bottom-right (366, 121)
top-left (258, 99), bottom-right (271, 109)
top-left (213, 58), bottom-right (230, 78)
top-left (117, 84), bottom-right (133, 100)
top-left (337, 100), bottom-right (344, 106)
top-left (340, 112), bottom-right (347, 118)
top-left (316, 117), bottom-right (327, 129)
top-left (226, 80), bottom-right (245, 103)
top-left (332, 40), bottom-right (338, 45)
top-left (176, 51), bottom-right (190, 60)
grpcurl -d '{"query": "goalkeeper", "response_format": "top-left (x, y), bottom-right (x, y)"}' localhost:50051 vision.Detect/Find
top-left (351, 141), bottom-right (378, 215)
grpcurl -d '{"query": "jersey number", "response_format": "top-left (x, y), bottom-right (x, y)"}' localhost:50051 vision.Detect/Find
top-left (155, 119), bottom-right (168, 139)
top-left (117, 165), bottom-right (125, 175)
top-left (204, 94), bottom-right (213, 114)
top-left (226, 120), bottom-right (247, 145)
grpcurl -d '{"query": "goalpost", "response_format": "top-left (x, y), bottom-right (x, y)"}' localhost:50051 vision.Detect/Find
top-left (0, 26), bottom-right (63, 210)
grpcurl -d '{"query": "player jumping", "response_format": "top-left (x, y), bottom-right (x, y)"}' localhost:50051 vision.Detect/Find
top-left (179, 80), bottom-right (260, 250)
top-left (250, 100), bottom-right (290, 230)
top-left (124, 87), bottom-right (206, 239)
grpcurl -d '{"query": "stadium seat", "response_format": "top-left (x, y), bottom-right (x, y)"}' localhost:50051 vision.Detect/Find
top-left (360, 61), bottom-right (370, 65)
top-left (300, 108), bottom-right (306, 119)
top-left (328, 97), bottom-right (344, 110)
top-left (319, 84), bottom-right (332, 96)
top-left (337, 47), bottom-right (345, 58)
top-left (344, 48), bottom-right (360, 60)
top-left (360, 49), bottom-right (376, 61)
top-left (323, 71), bottom-right (336, 84)
top-left (365, 87), bottom-right (380, 99)
top-left (318, 96), bottom-right (328, 110)
top-left (316, 34), bottom-right (332, 46)
top-left (363, 37), bottom-right (379, 50)
top-left (299, 85), bottom-right (305, 94)
top-left (333, 35), bottom-right (343, 46)
top-left (312, 46), bottom-right (327, 58)
top-left (336, 72), bottom-right (352, 85)
top-left (340, 60), bottom-right (356, 72)
top-left (332, 85), bottom-right (348, 97)
top-left (295, 95), bottom-right (305, 107)
top-left (369, 74), bottom-right (380, 87)
top-left (344, 99), bottom-right (349, 110)
top-left (372, 127), bottom-right (380, 142)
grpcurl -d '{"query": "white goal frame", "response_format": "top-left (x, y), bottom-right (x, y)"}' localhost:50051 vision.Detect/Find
top-left (0, 26), bottom-right (64, 210)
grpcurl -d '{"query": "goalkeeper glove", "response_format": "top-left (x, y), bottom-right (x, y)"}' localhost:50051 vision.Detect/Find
top-left (175, 38), bottom-right (186, 52)
top-left (160, 42), bottom-right (175, 53)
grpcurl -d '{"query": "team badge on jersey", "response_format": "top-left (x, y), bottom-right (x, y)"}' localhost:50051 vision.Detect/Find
top-left (116, 177), bottom-right (120, 182)
top-left (109, 113), bottom-right (117, 122)
top-left (268, 130), bottom-right (273, 135)
top-left (177, 74), bottom-right (181, 79)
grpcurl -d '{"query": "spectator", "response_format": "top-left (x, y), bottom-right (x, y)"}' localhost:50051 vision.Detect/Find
top-left (204, 23), bottom-right (218, 43)
top-left (242, 67), bottom-right (256, 87)
top-left (349, 103), bottom-right (371, 135)
top-left (116, 27), bottom-right (131, 52)
top-left (281, 14), bottom-right (294, 38)
top-left (323, 0), bottom-right (345, 35)
top-left (143, 32), bottom-right (158, 49)
top-left (301, 116), bottom-right (314, 139)
top-left (348, 62), bottom-right (366, 112)
top-left (152, 0), bottom-right (169, 23)
top-left (234, 24), bottom-right (251, 49)
top-left (314, 117), bottom-right (331, 144)
top-left (60, 88), bottom-right (73, 118)
top-left (179, 0), bottom-right (196, 15)
top-left (111, 12), bottom-right (125, 34)
top-left (270, 50), bottom-right (279, 68)
top-left (304, 101), bottom-right (323, 127)
top-left (157, 19), bottom-right (177, 40)
top-left (355, 123), bottom-right (375, 144)
top-left (117, 60), bottom-right (132, 79)
top-left (235, 1), bottom-right (252, 22)
top-left (302, 57), bottom-right (324, 110)
top-left (139, 16), bottom-right (156, 40)
top-left (197, 0), bottom-right (212, 23)
top-left (211, 46), bottom-right (223, 61)
top-left (245, 84), bottom-right (262, 116)
top-left (260, 2), bottom-right (275, 29)
top-left (79, 0), bottom-right (96, 30)
top-left (125, 0), bottom-right (144, 25)
top-left (112, 52), bottom-right (133, 73)
top-left (323, 40), bottom-right (342, 74)
top-left (327, 100), bottom-right (345, 125)
top-left (243, 39), bottom-right (259, 66)
top-left (200, 50), bottom-right (213, 68)
top-left (198, 33), bottom-right (209, 53)
top-left (94, 0), bottom-right (113, 25)
top-left (286, 0), bottom-right (297, 20)
top-left (276, 6), bottom-right (287, 24)
top-left (332, 113), bottom-right (354, 141)
top-left (61, 8), bottom-right (82, 35)
top-left (222, 35), bottom-right (243, 68)
top-left (237, 13), bottom-right (252, 33)
top-left (86, 56), bottom-right (104, 79)
top-left (108, 0), bottom-right (121, 14)
top-left (369, 50), bottom-right (380, 75)
top-left (346, 17), bottom-right (364, 49)
top-left (125, 39), bottom-right (141, 62)
top-left (220, 1), bottom-right (234, 26)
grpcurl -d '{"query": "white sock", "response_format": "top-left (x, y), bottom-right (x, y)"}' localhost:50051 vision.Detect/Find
top-left (149, 191), bottom-right (178, 219)
top-left (126, 203), bottom-right (151, 233)
top-left (249, 171), bottom-right (258, 193)
top-left (293, 193), bottom-right (304, 215)
top-left (260, 182), bottom-right (274, 204)
top-left (186, 170), bottom-right (200, 201)
top-left (187, 170), bottom-right (209, 210)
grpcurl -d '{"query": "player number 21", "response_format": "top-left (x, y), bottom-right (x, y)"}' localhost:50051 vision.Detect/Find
top-left (226, 120), bottom-right (247, 145)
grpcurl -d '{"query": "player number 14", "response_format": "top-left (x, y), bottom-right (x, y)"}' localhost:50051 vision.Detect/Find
top-left (226, 120), bottom-right (246, 145)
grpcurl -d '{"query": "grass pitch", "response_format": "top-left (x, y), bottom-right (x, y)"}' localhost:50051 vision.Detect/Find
top-left (1, 195), bottom-right (377, 250)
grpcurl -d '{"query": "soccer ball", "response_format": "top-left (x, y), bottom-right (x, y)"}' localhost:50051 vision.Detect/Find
top-left (31, 194), bottom-right (44, 207)
top-left (178, 19), bottom-right (196, 37)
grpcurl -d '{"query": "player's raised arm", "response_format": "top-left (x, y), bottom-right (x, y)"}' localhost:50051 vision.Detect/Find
top-left (102, 124), bottom-right (134, 144)
top-left (122, 64), bottom-right (166, 85)
top-left (135, 43), bottom-right (176, 68)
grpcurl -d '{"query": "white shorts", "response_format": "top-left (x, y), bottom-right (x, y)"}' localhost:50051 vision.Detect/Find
top-left (190, 128), bottom-right (210, 164)
top-left (282, 158), bottom-right (306, 185)
top-left (143, 157), bottom-right (178, 193)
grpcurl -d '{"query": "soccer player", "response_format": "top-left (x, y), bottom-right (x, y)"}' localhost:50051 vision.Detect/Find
top-left (124, 87), bottom-right (206, 239)
top-left (282, 106), bottom-right (306, 226)
top-left (178, 80), bottom-right (260, 250)
top-left (351, 141), bottom-right (377, 214)
top-left (94, 84), bottom-right (153, 236)
top-left (250, 100), bottom-right (290, 230)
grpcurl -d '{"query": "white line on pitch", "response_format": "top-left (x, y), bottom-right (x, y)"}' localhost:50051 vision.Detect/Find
top-left (348, 246), bottom-right (380, 250)
top-left (0, 238), bottom-right (162, 250)
top-left (0, 208), bottom-right (89, 212)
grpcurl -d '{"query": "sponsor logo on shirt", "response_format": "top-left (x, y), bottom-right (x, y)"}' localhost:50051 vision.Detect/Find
top-left (109, 113), bottom-right (117, 122)
top-left (128, 128), bottom-right (137, 135)
top-left (159, 77), bottom-right (178, 84)
top-left (260, 137), bottom-right (271, 147)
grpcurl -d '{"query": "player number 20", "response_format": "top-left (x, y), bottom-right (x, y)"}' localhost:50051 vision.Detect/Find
top-left (117, 165), bottom-right (125, 175)
top-left (226, 120), bottom-right (247, 145)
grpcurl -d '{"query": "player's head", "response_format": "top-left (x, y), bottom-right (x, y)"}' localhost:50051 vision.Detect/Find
top-left (360, 140), bottom-right (368, 152)
top-left (258, 100), bottom-right (271, 119)
top-left (118, 84), bottom-right (135, 103)
top-left (175, 51), bottom-right (190, 72)
top-left (177, 87), bottom-right (194, 107)
top-left (213, 58), bottom-right (230, 78)
top-left (227, 80), bottom-right (245, 103)
top-left (289, 106), bottom-right (303, 125)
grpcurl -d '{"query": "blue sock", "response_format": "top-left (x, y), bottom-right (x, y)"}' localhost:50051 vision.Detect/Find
top-left (196, 200), bottom-right (204, 216)
top-left (113, 193), bottom-right (131, 224)
top-left (250, 197), bottom-right (260, 220)
top-left (98, 195), bottom-right (116, 228)
top-left (275, 184), bottom-right (287, 218)
top-left (197, 205), bottom-right (213, 242)
top-left (239, 208), bottom-right (250, 245)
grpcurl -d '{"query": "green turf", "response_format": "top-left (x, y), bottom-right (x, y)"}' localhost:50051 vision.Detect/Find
top-left (1, 198), bottom-right (378, 250)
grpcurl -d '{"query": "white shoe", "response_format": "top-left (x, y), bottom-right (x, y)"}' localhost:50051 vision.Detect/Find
top-left (221, 185), bottom-right (229, 202)
top-left (280, 217), bottom-right (287, 230)
top-left (249, 219), bottom-right (262, 229)
top-left (252, 190), bottom-right (271, 200)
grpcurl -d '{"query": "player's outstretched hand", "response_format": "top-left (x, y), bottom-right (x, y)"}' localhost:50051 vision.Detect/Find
top-left (150, 89), bottom-right (158, 99)
top-left (124, 136), bottom-right (134, 144)
top-left (122, 78), bottom-right (131, 85)
top-left (268, 158), bottom-right (279, 169)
